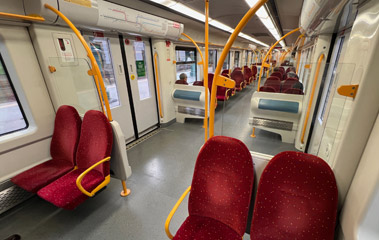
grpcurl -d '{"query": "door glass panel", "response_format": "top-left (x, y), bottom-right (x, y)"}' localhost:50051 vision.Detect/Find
top-left (89, 37), bottom-right (120, 108)
top-left (0, 55), bottom-right (28, 136)
top-left (209, 49), bottom-right (217, 73)
top-left (234, 51), bottom-right (240, 67)
top-left (48, 57), bottom-right (101, 115)
top-left (223, 52), bottom-right (230, 70)
top-left (133, 41), bottom-right (151, 100)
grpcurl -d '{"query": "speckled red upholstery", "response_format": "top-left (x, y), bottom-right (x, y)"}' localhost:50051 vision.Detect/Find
top-left (250, 151), bottom-right (338, 240)
top-left (281, 78), bottom-right (299, 93)
top-left (259, 86), bottom-right (277, 93)
top-left (271, 71), bottom-right (283, 80)
top-left (38, 110), bottom-right (113, 210)
top-left (231, 70), bottom-right (245, 91)
top-left (174, 136), bottom-right (254, 239)
top-left (174, 215), bottom-right (241, 240)
top-left (11, 105), bottom-right (81, 193)
top-left (244, 66), bottom-right (253, 84)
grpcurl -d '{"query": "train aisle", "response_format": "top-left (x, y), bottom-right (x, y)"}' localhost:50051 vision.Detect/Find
top-left (0, 81), bottom-right (296, 240)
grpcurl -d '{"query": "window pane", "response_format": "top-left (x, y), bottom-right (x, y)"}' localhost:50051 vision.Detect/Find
top-left (133, 41), bottom-right (151, 100)
top-left (89, 37), bottom-right (120, 108)
top-left (176, 49), bottom-right (195, 62)
top-left (234, 51), bottom-right (240, 67)
top-left (208, 50), bottom-right (217, 73)
top-left (0, 56), bottom-right (28, 136)
top-left (176, 63), bottom-right (197, 84)
top-left (223, 52), bottom-right (230, 70)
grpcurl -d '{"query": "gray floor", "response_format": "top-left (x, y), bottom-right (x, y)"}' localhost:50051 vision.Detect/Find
top-left (0, 83), bottom-right (297, 240)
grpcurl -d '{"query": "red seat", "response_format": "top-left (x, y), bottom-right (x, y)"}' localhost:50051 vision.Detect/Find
top-left (243, 66), bottom-right (253, 84)
top-left (264, 78), bottom-right (281, 92)
top-left (281, 78), bottom-right (299, 93)
top-left (270, 71), bottom-right (283, 80)
top-left (209, 73), bottom-right (231, 101)
top-left (192, 81), bottom-right (203, 86)
top-left (251, 151), bottom-right (338, 240)
top-left (284, 88), bottom-right (304, 95)
top-left (11, 105), bottom-right (81, 193)
top-left (175, 79), bottom-right (188, 85)
top-left (278, 67), bottom-right (285, 75)
top-left (38, 110), bottom-right (113, 210)
top-left (173, 136), bottom-right (254, 240)
top-left (222, 69), bottom-right (230, 78)
top-left (231, 69), bottom-right (245, 91)
top-left (259, 86), bottom-right (277, 92)
top-left (222, 72), bottom-right (234, 97)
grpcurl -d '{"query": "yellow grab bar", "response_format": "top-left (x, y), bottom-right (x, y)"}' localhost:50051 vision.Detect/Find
top-left (0, 12), bottom-right (45, 22)
top-left (44, 4), bottom-right (113, 122)
top-left (154, 53), bottom-right (164, 119)
top-left (181, 33), bottom-right (208, 142)
top-left (257, 27), bottom-right (300, 91)
top-left (165, 186), bottom-right (191, 239)
top-left (76, 157), bottom-right (111, 197)
top-left (209, 0), bottom-right (268, 137)
top-left (301, 54), bottom-right (325, 144)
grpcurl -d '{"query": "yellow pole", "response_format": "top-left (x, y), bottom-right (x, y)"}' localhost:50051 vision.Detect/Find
top-left (44, 4), bottom-right (113, 122)
top-left (154, 53), bottom-right (164, 118)
top-left (204, 0), bottom-right (209, 142)
top-left (209, 0), bottom-right (268, 137)
top-left (0, 12), bottom-right (45, 22)
top-left (257, 28), bottom-right (300, 91)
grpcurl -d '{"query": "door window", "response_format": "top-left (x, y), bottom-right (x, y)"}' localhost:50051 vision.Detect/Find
top-left (208, 49), bottom-right (217, 73)
top-left (89, 37), bottom-right (120, 108)
top-left (223, 52), bottom-right (230, 70)
top-left (234, 51), bottom-right (240, 67)
top-left (0, 55), bottom-right (28, 136)
top-left (175, 47), bottom-right (197, 84)
top-left (133, 41), bottom-right (151, 100)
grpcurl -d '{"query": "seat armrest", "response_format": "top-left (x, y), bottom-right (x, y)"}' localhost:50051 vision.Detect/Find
top-left (76, 157), bottom-right (111, 197)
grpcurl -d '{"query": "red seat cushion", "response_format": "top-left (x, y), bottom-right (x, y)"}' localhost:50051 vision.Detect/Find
top-left (37, 169), bottom-right (104, 210)
top-left (251, 151), bottom-right (338, 240)
top-left (11, 160), bottom-right (74, 193)
top-left (173, 215), bottom-right (241, 240)
top-left (11, 105), bottom-right (81, 192)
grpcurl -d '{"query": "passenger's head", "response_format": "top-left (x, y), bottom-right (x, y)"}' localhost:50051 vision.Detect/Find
top-left (288, 66), bottom-right (296, 73)
top-left (287, 72), bottom-right (298, 79)
top-left (179, 73), bottom-right (188, 82)
top-left (273, 67), bottom-right (281, 72)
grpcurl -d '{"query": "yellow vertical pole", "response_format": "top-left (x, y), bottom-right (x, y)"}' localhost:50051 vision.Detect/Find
top-left (204, 0), bottom-right (209, 142)
top-left (209, 0), bottom-right (268, 137)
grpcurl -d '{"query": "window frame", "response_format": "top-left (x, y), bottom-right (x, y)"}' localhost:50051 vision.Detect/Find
top-left (175, 46), bottom-right (197, 82)
top-left (0, 53), bottom-right (29, 137)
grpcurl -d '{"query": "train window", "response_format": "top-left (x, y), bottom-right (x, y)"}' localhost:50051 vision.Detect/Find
top-left (175, 47), bottom-right (197, 84)
top-left (89, 37), bottom-right (120, 107)
top-left (208, 49), bottom-right (217, 73)
top-left (0, 55), bottom-right (28, 136)
top-left (133, 41), bottom-right (151, 100)
top-left (234, 51), bottom-right (240, 67)
top-left (319, 36), bottom-right (345, 123)
top-left (223, 52), bottom-right (230, 70)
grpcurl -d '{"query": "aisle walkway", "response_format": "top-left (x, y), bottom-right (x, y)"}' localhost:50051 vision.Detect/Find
top-left (0, 84), bottom-right (297, 240)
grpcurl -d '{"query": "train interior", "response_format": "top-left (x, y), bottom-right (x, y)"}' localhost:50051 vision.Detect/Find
top-left (0, 0), bottom-right (379, 239)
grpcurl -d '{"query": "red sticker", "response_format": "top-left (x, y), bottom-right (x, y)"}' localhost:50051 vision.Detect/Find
top-left (125, 39), bottom-right (130, 45)
top-left (136, 36), bottom-right (142, 42)
top-left (166, 40), bottom-right (171, 47)
top-left (94, 32), bottom-right (104, 38)
top-left (173, 23), bottom-right (180, 29)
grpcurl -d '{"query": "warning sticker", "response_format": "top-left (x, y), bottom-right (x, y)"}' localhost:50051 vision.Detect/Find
top-left (64, 0), bottom-right (92, 8)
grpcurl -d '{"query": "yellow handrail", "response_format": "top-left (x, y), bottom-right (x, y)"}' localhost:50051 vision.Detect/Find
top-left (181, 33), bottom-right (208, 141)
top-left (204, 0), bottom-right (209, 142)
top-left (76, 157), bottom-right (111, 197)
top-left (296, 36), bottom-right (306, 74)
top-left (0, 12), bottom-right (45, 22)
top-left (44, 4), bottom-right (113, 122)
top-left (209, 0), bottom-right (268, 137)
top-left (154, 53), bottom-right (163, 118)
top-left (165, 186), bottom-right (191, 239)
top-left (257, 28), bottom-right (300, 91)
top-left (301, 54), bottom-right (325, 144)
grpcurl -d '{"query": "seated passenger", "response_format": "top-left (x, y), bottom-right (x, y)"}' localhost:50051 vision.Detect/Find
top-left (287, 72), bottom-right (299, 80)
top-left (287, 66), bottom-right (296, 73)
top-left (176, 73), bottom-right (188, 85)
top-left (293, 81), bottom-right (304, 91)
top-left (273, 67), bottom-right (281, 72)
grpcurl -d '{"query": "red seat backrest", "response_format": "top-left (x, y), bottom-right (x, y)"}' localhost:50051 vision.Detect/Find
top-left (189, 136), bottom-right (254, 236)
top-left (251, 151), bottom-right (338, 240)
top-left (267, 76), bottom-right (280, 81)
top-left (281, 78), bottom-right (299, 93)
top-left (76, 110), bottom-right (113, 177)
top-left (234, 67), bottom-right (242, 71)
top-left (270, 71), bottom-right (282, 80)
top-left (231, 69), bottom-right (244, 84)
top-left (284, 88), bottom-right (304, 95)
top-left (252, 66), bottom-right (258, 76)
top-left (264, 78), bottom-right (281, 92)
top-left (279, 67), bottom-right (285, 75)
top-left (51, 105), bottom-right (82, 165)
top-left (244, 67), bottom-right (253, 79)
top-left (222, 69), bottom-right (230, 77)
top-left (208, 73), bottom-right (214, 93)
top-left (259, 86), bottom-right (277, 92)
top-left (192, 81), bottom-right (203, 86)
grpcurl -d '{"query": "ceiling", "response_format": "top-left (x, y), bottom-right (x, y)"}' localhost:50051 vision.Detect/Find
top-left (111, 0), bottom-right (303, 48)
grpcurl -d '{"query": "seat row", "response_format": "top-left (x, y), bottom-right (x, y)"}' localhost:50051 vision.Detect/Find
top-left (170, 136), bottom-right (338, 240)
top-left (11, 105), bottom-right (113, 210)
top-left (260, 77), bottom-right (304, 94)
